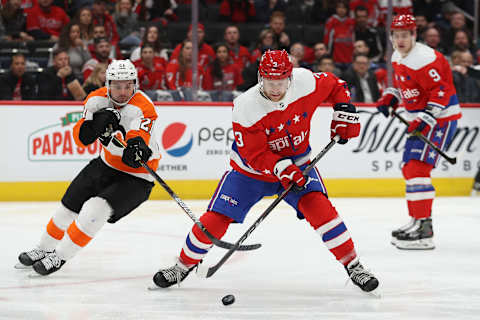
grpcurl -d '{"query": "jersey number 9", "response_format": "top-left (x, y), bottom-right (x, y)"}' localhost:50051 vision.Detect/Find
top-left (428, 69), bottom-right (441, 82)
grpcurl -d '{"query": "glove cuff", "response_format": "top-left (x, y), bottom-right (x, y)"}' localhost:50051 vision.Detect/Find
top-left (332, 110), bottom-right (360, 123)
top-left (274, 158), bottom-right (293, 178)
top-left (418, 112), bottom-right (437, 127)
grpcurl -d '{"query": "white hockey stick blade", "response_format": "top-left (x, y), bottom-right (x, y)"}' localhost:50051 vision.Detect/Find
top-left (14, 263), bottom-right (32, 269)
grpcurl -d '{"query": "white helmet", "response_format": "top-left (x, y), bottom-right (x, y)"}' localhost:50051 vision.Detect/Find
top-left (106, 59), bottom-right (138, 106)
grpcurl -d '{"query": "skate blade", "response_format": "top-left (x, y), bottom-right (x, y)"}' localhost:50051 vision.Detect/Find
top-left (396, 238), bottom-right (435, 250)
top-left (367, 288), bottom-right (382, 299)
top-left (14, 263), bottom-right (32, 270)
top-left (390, 236), bottom-right (398, 246)
top-left (147, 284), bottom-right (162, 291)
top-left (27, 271), bottom-right (45, 278)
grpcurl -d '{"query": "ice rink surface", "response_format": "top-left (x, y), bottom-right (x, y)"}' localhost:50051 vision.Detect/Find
top-left (1, 197), bottom-right (479, 320)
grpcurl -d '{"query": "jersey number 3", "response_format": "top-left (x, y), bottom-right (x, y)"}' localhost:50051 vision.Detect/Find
top-left (234, 131), bottom-right (244, 147)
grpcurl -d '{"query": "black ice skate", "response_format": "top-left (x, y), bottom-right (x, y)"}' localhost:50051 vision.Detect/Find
top-left (346, 259), bottom-right (379, 293)
top-left (32, 251), bottom-right (66, 276)
top-left (391, 218), bottom-right (416, 246)
top-left (151, 260), bottom-right (195, 289)
top-left (395, 218), bottom-right (434, 250)
top-left (16, 248), bottom-right (50, 269)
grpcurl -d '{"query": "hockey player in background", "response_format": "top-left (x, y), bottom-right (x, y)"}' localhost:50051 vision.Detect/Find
top-left (152, 50), bottom-right (379, 293)
top-left (376, 15), bottom-right (461, 250)
top-left (17, 60), bottom-right (160, 275)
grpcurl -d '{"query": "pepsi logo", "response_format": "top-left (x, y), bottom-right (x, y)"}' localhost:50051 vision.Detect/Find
top-left (162, 122), bottom-right (193, 157)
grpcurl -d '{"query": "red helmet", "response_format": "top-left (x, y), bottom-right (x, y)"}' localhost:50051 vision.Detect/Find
top-left (391, 14), bottom-right (416, 31)
top-left (258, 50), bottom-right (293, 80)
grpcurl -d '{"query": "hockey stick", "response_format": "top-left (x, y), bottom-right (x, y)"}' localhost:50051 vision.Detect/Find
top-left (197, 135), bottom-right (340, 278)
top-left (392, 111), bottom-right (457, 165)
top-left (111, 135), bottom-right (261, 251)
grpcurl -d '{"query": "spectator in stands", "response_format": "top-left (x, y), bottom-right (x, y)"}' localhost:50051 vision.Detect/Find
top-left (130, 24), bottom-right (169, 62)
top-left (166, 40), bottom-right (205, 91)
top-left (219, 0), bottom-right (256, 23)
top-left (38, 48), bottom-right (86, 100)
top-left (254, 0), bottom-right (287, 23)
top-left (82, 62), bottom-right (107, 94)
top-left (353, 5), bottom-right (382, 62)
top-left (0, 53), bottom-right (36, 100)
top-left (204, 43), bottom-right (243, 97)
top-left (223, 25), bottom-right (251, 69)
top-left (349, 0), bottom-right (379, 27)
top-left (0, 0), bottom-right (36, 11)
top-left (440, 11), bottom-right (468, 50)
top-left (422, 26), bottom-right (446, 55)
top-left (26, 0), bottom-right (70, 41)
top-left (250, 29), bottom-right (275, 62)
top-left (82, 37), bottom-right (112, 80)
top-left (135, 43), bottom-right (167, 91)
top-left (268, 11), bottom-right (290, 51)
top-left (49, 22), bottom-right (91, 81)
top-left (353, 39), bottom-right (379, 70)
top-left (414, 12), bottom-right (428, 42)
top-left (341, 53), bottom-right (379, 103)
top-left (289, 42), bottom-right (310, 69)
top-left (1, 0), bottom-right (34, 41)
top-left (324, 0), bottom-right (355, 70)
top-left (313, 54), bottom-right (341, 76)
top-left (135, 0), bottom-right (177, 23)
top-left (452, 29), bottom-right (475, 57)
top-left (169, 23), bottom-right (215, 71)
top-left (451, 50), bottom-right (480, 102)
top-left (91, 0), bottom-right (119, 47)
top-left (313, 42), bottom-right (327, 61)
top-left (74, 7), bottom-right (94, 43)
top-left (114, 0), bottom-right (141, 47)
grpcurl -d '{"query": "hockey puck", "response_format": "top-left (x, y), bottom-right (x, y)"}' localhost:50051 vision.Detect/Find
top-left (222, 294), bottom-right (235, 305)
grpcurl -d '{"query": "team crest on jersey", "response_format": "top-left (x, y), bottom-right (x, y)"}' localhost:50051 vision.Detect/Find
top-left (402, 88), bottom-right (420, 99)
top-left (268, 130), bottom-right (308, 151)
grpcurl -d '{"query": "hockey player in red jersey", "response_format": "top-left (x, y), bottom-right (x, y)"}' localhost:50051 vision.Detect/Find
top-left (376, 15), bottom-right (461, 250)
top-left (152, 50), bottom-right (379, 293)
top-left (17, 60), bottom-right (160, 275)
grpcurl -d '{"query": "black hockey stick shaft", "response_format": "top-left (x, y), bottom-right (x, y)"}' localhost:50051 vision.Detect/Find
top-left (112, 135), bottom-right (261, 251)
top-left (392, 111), bottom-right (457, 165)
top-left (202, 136), bottom-right (340, 278)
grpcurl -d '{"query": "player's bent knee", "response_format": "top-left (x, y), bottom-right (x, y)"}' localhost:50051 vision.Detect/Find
top-left (402, 160), bottom-right (434, 179)
top-left (77, 197), bottom-right (113, 235)
top-left (298, 192), bottom-right (338, 229)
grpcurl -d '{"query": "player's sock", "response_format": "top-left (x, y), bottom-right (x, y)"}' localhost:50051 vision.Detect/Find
top-left (18, 205), bottom-right (76, 267)
top-left (179, 211), bottom-right (233, 267)
top-left (403, 160), bottom-right (434, 219)
top-left (55, 197), bottom-right (111, 261)
top-left (299, 192), bottom-right (357, 266)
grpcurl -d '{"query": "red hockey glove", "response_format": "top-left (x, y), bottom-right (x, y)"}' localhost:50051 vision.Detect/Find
top-left (274, 159), bottom-right (307, 191)
top-left (376, 87), bottom-right (400, 118)
top-left (407, 111), bottom-right (437, 136)
top-left (330, 103), bottom-right (360, 144)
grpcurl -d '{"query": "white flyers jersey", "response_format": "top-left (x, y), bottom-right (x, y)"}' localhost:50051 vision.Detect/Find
top-left (73, 87), bottom-right (160, 182)
top-left (391, 42), bottom-right (461, 123)
top-left (231, 68), bottom-right (351, 182)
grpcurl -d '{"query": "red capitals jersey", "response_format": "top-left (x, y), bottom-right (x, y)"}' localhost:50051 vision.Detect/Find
top-left (170, 43), bottom-right (215, 70)
top-left (231, 68), bottom-right (351, 182)
top-left (324, 15), bottom-right (355, 64)
top-left (228, 45), bottom-right (251, 69)
top-left (165, 60), bottom-right (205, 90)
top-left (203, 63), bottom-right (243, 91)
top-left (392, 42), bottom-right (461, 123)
top-left (134, 57), bottom-right (167, 90)
top-left (26, 5), bottom-right (70, 37)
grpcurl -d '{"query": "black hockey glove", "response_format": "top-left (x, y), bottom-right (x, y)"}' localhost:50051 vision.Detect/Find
top-left (122, 136), bottom-right (152, 168)
top-left (92, 108), bottom-right (121, 137)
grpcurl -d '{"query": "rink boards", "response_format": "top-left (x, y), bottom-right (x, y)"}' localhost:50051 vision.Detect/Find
top-left (0, 101), bottom-right (478, 200)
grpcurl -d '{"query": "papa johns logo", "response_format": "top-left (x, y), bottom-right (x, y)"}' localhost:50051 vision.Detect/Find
top-left (162, 122), bottom-right (193, 157)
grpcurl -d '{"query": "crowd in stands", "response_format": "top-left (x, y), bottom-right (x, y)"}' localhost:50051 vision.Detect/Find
top-left (0, 0), bottom-right (479, 102)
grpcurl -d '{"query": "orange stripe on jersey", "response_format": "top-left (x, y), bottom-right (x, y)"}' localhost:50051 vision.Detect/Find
top-left (46, 218), bottom-right (65, 240)
top-left (84, 87), bottom-right (108, 103)
top-left (103, 147), bottom-right (160, 173)
top-left (67, 221), bottom-right (92, 247)
top-left (72, 118), bottom-right (86, 148)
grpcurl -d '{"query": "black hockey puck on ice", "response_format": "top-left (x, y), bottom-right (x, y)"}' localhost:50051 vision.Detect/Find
top-left (222, 294), bottom-right (235, 305)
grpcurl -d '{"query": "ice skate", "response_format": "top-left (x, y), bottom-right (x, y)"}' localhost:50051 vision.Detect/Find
top-left (16, 248), bottom-right (50, 269)
top-left (471, 182), bottom-right (480, 197)
top-left (395, 218), bottom-right (435, 250)
top-left (32, 251), bottom-right (66, 276)
top-left (391, 218), bottom-right (416, 246)
top-left (346, 258), bottom-right (379, 295)
top-left (150, 259), bottom-right (195, 289)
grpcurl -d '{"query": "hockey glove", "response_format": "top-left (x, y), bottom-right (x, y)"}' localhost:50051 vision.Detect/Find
top-left (122, 136), bottom-right (152, 168)
top-left (376, 87), bottom-right (400, 118)
top-left (92, 107), bottom-right (121, 138)
top-left (407, 111), bottom-right (437, 136)
top-left (274, 159), bottom-right (307, 191)
top-left (330, 103), bottom-right (360, 144)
